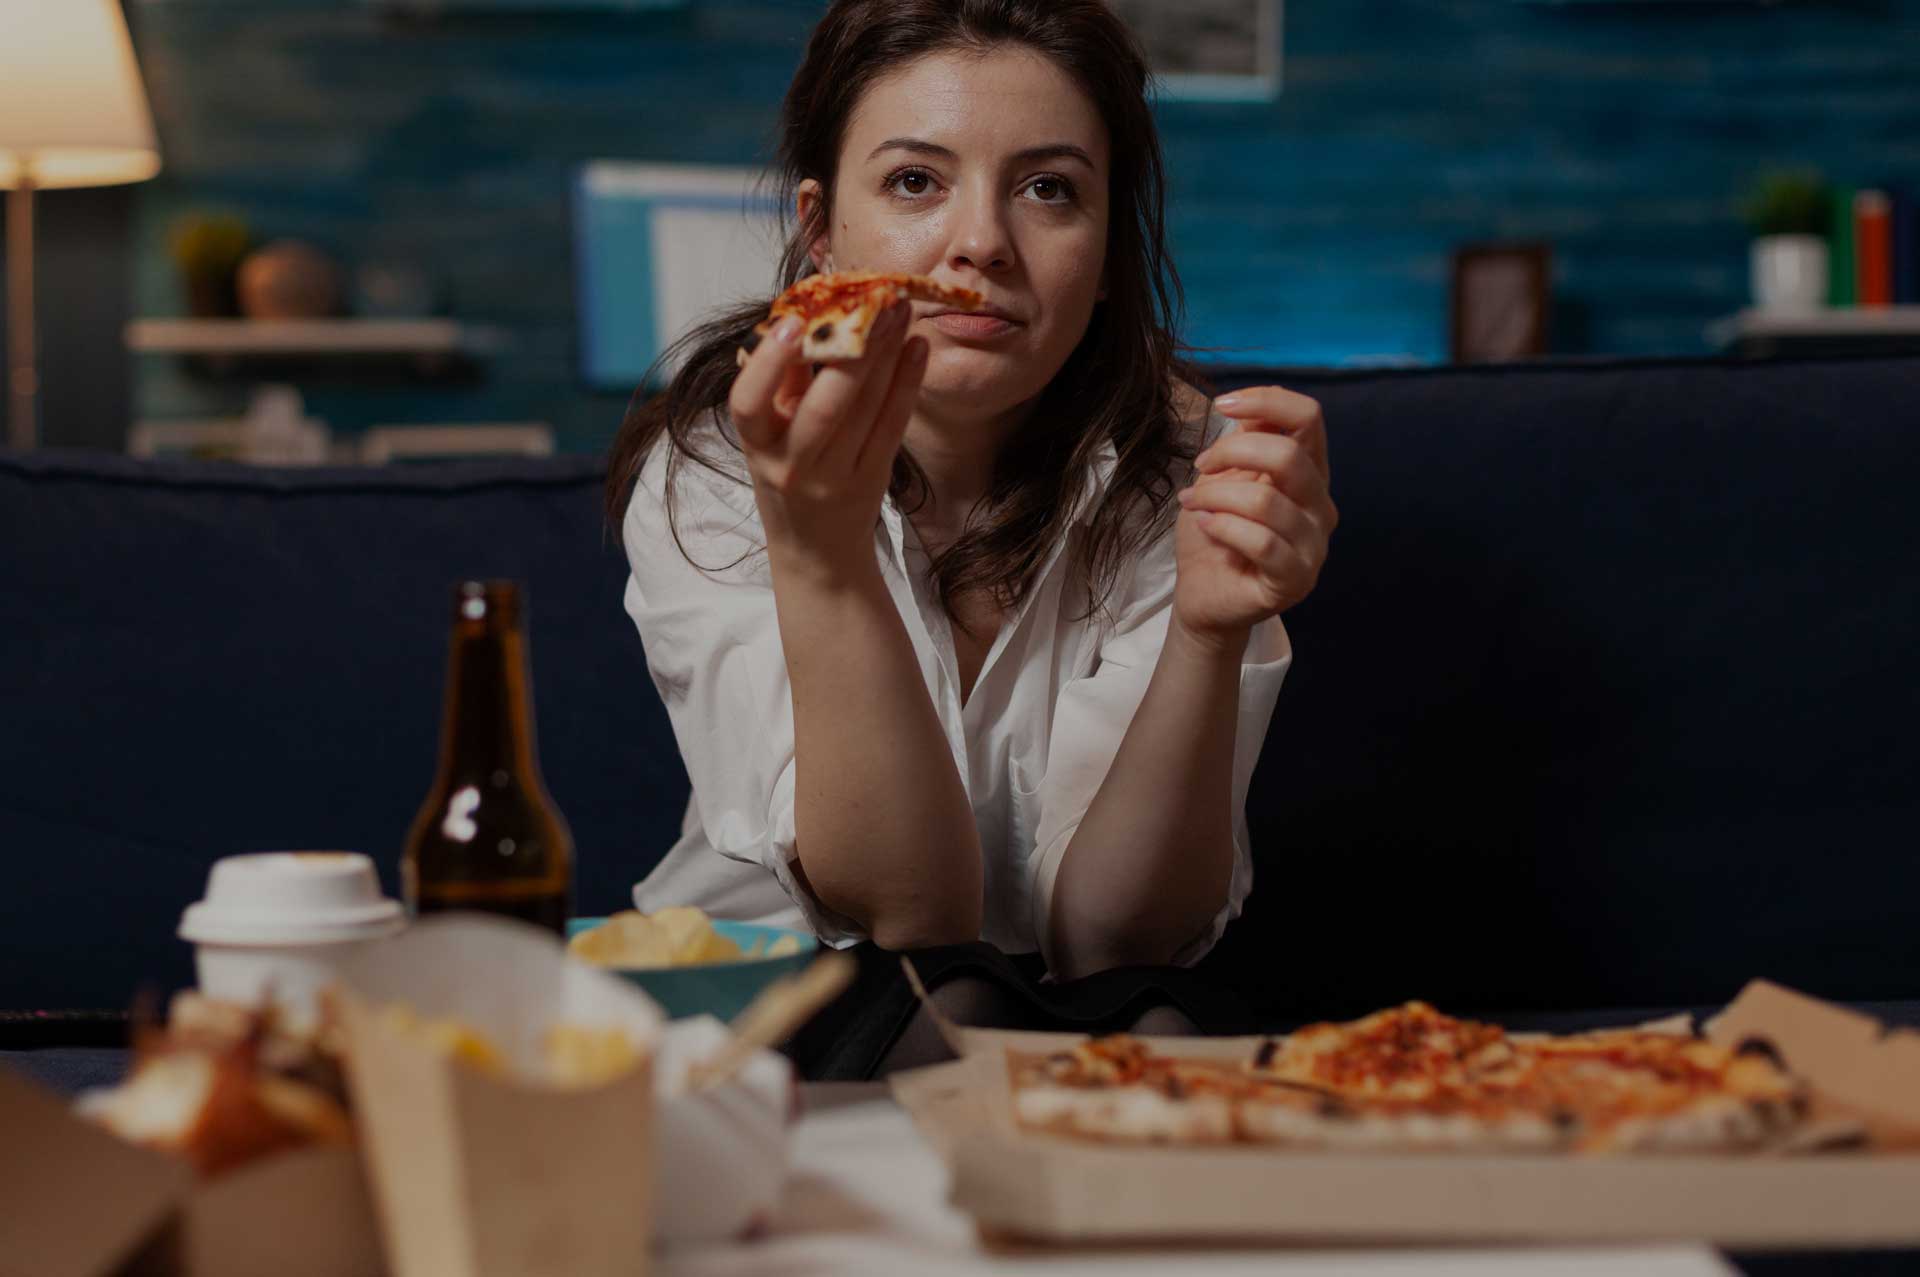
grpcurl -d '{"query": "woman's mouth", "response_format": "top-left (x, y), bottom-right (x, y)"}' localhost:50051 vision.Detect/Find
top-left (925, 311), bottom-right (1022, 340)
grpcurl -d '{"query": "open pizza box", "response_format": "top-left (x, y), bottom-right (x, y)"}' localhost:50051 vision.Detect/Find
top-left (327, 915), bottom-right (664, 1277)
top-left (0, 1064), bottom-right (382, 1277)
top-left (890, 977), bottom-right (1920, 1250)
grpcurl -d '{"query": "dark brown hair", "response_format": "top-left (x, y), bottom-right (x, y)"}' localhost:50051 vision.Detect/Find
top-left (604, 0), bottom-right (1196, 621)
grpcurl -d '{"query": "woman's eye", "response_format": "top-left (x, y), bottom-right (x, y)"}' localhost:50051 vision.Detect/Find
top-left (1025, 176), bottom-right (1074, 204)
top-left (888, 169), bottom-right (934, 197)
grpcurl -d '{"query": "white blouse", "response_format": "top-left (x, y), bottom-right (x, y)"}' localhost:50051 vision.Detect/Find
top-left (621, 407), bottom-right (1291, 964)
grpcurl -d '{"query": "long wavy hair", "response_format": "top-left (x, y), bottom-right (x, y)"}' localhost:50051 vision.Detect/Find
top-left (604, 0), bottom-right (1197, 622)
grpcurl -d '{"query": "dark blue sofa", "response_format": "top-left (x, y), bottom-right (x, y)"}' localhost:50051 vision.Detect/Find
top-left (4, 354), bottom-right (1918, 1031)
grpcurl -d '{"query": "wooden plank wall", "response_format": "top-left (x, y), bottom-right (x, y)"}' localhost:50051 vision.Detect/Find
top-left (121, 0), bottom-right (1920, 452)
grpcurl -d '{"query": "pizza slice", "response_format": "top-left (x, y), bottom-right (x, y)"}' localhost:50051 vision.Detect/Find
top-left (1008, 1036), bottom-right (1247, 1144)
top-left (1246, 1001), bottom-right (1518, 1104)
top-left (1508, 1029), bottom-right (1809, 1153)
top-left (740, 270), bottom-right (985, 365)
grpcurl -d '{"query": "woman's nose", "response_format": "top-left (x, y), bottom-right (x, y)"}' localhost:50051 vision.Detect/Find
top-left (946, 191), bottom-right (1014, 276)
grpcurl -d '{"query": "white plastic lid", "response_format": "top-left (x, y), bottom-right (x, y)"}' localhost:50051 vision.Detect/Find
top-left (179, 851), bottom-right (406, 946)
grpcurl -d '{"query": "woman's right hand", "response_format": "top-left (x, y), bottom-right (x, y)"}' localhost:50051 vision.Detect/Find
top-left (728, 300), bottom-right (929, 578)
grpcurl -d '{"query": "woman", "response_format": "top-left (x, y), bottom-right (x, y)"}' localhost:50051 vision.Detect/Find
top-left (605, 0), bottom-right (1336, 1077)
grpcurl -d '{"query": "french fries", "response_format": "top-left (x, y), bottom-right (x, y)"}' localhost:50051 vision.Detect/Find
top-left (373, 1004), bottom-right (646, 1089)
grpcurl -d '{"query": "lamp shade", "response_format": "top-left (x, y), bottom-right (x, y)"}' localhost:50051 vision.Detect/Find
top-left (0, 0), bottom-right (161, 189)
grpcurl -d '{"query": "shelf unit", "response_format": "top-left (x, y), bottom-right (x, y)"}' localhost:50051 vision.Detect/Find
top-left (1706, 307), bottom-right (1920, 357)
top-left (124, 318), bottom-right (508, 381)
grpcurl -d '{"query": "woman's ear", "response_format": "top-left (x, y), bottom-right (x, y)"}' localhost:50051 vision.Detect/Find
top-left (797, 179), bottom-right (833, 273)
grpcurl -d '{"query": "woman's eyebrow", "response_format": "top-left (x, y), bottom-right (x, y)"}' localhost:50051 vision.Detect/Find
top-left (866, 138), bottom-right (1097, 169)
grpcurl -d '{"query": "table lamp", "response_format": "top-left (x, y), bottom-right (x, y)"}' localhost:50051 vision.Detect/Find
top-left (1, 0), bottom-right (162, 450)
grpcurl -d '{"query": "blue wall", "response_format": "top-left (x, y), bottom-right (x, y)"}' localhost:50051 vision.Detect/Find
top-left (124, 0), bottom-right (1920, 452)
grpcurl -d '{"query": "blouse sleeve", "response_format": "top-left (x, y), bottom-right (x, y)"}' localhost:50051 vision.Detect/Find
top-left (620, 443), bottom-right (867, 947)
top-left (1024, 503), bottom-right (1292, 969)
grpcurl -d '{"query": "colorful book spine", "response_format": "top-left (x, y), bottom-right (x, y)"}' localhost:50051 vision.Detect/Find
top-left (1854, 189), bottom-right (1894, 308)
top-left (1892, 187), bottom-right (1919, 307)
top-left (1828, 185), bottom-right (1857, 307)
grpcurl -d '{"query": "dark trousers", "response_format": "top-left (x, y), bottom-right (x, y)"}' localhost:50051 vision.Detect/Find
top-left (781, 941), bottom-right (1256, 1081)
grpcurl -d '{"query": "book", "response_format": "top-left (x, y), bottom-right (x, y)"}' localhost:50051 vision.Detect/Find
top-left (1854, 189), bottom-right (1894, 308)
top-left (1892, 187), bottom-right (1918, 307)
top-left (1828, 184), bottom-right (1856, 307)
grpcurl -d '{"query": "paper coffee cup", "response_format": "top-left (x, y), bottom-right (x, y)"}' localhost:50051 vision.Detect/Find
top-left (179, 851), bottom-right (405, 1029)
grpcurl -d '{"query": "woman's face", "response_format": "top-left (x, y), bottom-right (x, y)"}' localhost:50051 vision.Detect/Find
top-left (807, 47), bottom-right (1112, 425)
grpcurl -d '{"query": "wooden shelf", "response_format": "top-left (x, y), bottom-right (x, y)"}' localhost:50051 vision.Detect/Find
top-left (125, 317), bottom-right (507, 357)
top-left (1708, 306), bottom-right (1920, 351)
top-left (124, 318), bottom-right (507, 383)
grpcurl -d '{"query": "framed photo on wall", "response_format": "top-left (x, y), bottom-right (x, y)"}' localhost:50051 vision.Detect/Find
top-left (1106, 0), bottom-right (1283, 101)
top-left (573, 162), bottom-right (784, 390)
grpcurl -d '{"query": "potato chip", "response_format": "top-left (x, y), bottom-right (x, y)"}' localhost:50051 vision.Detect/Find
top-left (567, 906), bottom-right (747, 970)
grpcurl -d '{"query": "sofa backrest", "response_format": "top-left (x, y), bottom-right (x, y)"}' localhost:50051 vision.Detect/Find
top-left (0, 454), bottom-right (688, 1009)
top-left (3, 354), bottom-right (1917, 1016)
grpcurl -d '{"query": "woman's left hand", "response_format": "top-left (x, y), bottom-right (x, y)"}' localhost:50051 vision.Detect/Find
top-left (1172, 385), bottom-right (1337, 644)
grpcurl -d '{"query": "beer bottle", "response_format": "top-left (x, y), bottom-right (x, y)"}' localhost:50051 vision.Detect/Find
top-left (403, 580), bottom-right (574, 934)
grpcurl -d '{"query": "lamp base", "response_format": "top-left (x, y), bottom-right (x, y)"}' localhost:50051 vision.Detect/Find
top-left (6, 180), bottom-right (37, 451)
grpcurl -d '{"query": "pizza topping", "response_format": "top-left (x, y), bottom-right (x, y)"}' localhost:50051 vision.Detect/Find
top-left (740, 270), bottom-right (987, 366)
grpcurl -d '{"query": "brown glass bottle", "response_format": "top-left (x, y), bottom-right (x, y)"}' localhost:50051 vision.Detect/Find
top-left (402, 581), bottom-right (574, 935)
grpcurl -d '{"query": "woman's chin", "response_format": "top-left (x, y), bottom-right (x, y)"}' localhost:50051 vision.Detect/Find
top-left (918, 348), bottom-right (1050, 421)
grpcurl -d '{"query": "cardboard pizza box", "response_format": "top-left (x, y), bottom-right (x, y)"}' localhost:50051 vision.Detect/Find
top-left (328, 915), bottom-right (663, 1277)
top-left (0, 1065), bottom-right (383, 1277)
top-left (891, 979), bottom-right (1920, 1250)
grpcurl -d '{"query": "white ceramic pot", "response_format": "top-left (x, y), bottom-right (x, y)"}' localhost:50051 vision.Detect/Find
top-left (1751, 234), bottom-right (1829, 313)
top-left (178, 852), bottom-right (405, 1030)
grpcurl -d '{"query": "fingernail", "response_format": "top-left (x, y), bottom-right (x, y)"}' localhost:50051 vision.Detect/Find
top-left (1195, 449), bottom-right (1213, 468)
top-left (1216, 392), bottom-right (1245, 410)
top-left (774, 315), bottom-right (804, 342)
top-left (1176, 487), bottom-right (1194, 505)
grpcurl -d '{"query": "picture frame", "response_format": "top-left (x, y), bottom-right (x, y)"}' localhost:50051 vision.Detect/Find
top-left (1450, 242), bottom-right (1554, 364)
top-left (573, 162), bottom-right (784, 391)
top-left (1107, 0), bottom-right (1283, 102)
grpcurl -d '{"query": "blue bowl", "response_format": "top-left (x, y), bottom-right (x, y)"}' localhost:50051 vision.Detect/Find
top-left (567, 917), bottom-right (819, 1023)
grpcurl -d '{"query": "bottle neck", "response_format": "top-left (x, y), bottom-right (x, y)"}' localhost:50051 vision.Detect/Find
top-left (434, 621), bottom-right (542, 786)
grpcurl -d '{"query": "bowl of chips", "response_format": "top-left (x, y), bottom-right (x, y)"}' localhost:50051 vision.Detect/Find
top-left (567, 908), bottom-right (820, 1022)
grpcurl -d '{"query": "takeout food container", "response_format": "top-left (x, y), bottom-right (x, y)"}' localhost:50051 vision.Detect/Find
top-left (0, 1066), bottom-right (381, 1277)
top-left (328, 915), bottom-right (664, 1277)
top-left (653, 1015), bottom-right (796, 1243)
top-left (891, 980), bottom-right (1920, 1250)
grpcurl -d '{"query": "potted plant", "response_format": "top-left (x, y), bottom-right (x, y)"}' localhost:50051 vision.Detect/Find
top-left (168, 213), bottom-right (253, 318)
top-left (1742, 171), bottom-right (1829, 313)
